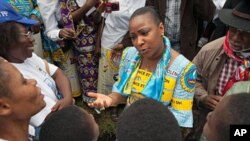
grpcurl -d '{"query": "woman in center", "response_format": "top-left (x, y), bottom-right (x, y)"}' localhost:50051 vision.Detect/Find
top-left (88, 7), bottom-right (196, 138)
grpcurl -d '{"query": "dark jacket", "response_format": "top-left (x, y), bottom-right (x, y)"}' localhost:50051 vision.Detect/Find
top-left (210, 0), bottom-right (242, 41)
top-left (154, 0), bottom-right (215, 60)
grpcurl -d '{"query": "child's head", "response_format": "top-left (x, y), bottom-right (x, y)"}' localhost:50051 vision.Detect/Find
top-left (117, 98), bottom-right (181, 141)
top-left (203, 93), bottom-right (250, 141)
top-left (40, 105), bottom-right (99, 141)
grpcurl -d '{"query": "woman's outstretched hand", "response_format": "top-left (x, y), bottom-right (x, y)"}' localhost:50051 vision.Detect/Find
top-left (87, 92), bottom-right (113, 108)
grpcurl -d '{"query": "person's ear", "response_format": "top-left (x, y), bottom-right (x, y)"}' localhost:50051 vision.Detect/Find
top-left (159, 22), bottom-right (164, 36)
top-left (0, 99), bottom-right (11, 116)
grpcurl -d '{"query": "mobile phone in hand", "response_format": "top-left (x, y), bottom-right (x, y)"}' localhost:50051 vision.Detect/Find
top-left (82, 95), bottom-right (101, 114)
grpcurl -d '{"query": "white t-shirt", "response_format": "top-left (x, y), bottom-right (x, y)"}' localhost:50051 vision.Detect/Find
top-left (12, 53), bottom-right (58, 127)
top-left (101, 0), bottom-right (146, 49)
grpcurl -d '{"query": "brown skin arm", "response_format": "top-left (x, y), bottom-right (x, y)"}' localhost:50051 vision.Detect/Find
top-left (94, 17), bottom-right (105, 57)
top-left (71, 0), bottom-right (100, 22)
top-left (87, 92), bottom-right (127, 108)
top-left (51, 69), bottom-right (73, 111)
top-left (91, 2), bottom-right (105, 24)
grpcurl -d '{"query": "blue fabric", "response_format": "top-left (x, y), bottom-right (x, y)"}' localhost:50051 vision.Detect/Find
top-left (4, 0), bottom-right (40, 18)
top-left (34, 125), bottom-right (42, 140)
top-left (0, 1), bottom-right (38, 25)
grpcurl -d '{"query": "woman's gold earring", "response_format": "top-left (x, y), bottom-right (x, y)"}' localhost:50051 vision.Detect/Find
top-left (161, 33), bottom-right (164, 37)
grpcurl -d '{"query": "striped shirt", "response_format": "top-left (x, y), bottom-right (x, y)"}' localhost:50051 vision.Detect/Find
top-left (217, 58), bottom-right (240, 95)
top-left (165, 0), bottom-right (181, 52)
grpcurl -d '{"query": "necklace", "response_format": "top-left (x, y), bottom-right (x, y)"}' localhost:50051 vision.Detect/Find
top-left (140, 59), bottom-right (158, 72)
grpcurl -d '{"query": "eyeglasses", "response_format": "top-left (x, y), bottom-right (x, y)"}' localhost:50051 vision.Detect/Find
top-left (19, 31), bottom-right (34, 39)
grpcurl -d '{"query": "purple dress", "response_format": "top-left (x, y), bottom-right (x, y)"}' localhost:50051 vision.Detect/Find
top-left (60, 0), bottom-right (98, 95)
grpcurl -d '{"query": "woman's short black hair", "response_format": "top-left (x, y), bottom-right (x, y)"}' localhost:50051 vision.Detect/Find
top-left (130, 7), bottom-right (161, 25)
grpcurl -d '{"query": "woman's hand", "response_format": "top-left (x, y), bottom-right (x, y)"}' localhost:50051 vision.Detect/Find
top-left (51, 98), bottom-right (73, 111)
top-left (87, 92), bottom-right (113, 108)
top-left (59, 28), bottom-right (75, 39)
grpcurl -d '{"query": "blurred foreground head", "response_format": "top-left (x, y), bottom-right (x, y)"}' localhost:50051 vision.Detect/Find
top-left (117, 98), bottom-right (181, 141)
top-left (40, 105), bottom-right (99, 141)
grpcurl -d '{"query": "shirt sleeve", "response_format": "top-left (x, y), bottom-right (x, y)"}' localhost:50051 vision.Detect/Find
top-left (47, 61), bottom-right (58, 76)
top-left (32, 53), bottom-right (58, 76)
top-left (168, 63), bottom-right (197, 128)
top-left (37, 0), bottom-right (61, 41)
top-left (192, 50), bottom-right (209, 107)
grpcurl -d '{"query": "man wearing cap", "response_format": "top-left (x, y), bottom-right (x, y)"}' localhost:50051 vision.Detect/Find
top-left (192, 0), bottom-right (250, 139)
top-left (0, 1), bottom-right (73, 139)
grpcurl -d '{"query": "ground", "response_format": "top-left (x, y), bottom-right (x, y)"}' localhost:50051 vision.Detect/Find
top-left (75, 97), bottom-right (125, 141)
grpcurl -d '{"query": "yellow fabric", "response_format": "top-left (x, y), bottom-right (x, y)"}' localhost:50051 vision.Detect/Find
top-left (171, 98), bottom-right (193, 111)
top-left (132, 69), bottom-right (152, 92)
top-left (123, 64), bottom-right (140, 94)
top-left (161, 76), bottom-right (177, 101)
top-left (127, 93), bottom-right (145, 105)
top-left (97, 48), bottom-right (119, 95)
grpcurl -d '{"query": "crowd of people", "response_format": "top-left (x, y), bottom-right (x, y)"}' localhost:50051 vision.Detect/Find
top-left (0, 0), bottom-right (250, 141)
